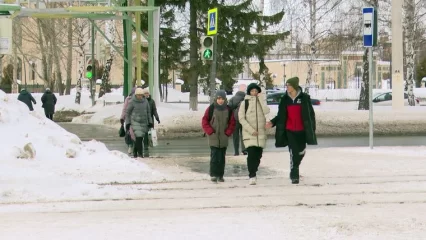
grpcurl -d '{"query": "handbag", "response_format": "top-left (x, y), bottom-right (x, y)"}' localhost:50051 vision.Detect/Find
top-left (119, 124), bottom-right (126, 137)
top-left (148, 129), bottom-right (158, 147)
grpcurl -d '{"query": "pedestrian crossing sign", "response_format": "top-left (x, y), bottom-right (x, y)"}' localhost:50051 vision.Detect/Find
top-left (207, 8), bottom-right (218, 36)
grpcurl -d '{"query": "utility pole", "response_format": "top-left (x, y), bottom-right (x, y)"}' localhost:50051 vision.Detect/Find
top-left (391, 0), bottom-right (404, 109)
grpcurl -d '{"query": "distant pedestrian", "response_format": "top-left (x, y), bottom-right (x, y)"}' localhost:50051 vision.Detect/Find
top-left (17, 89), bottom-right (37, 111)
top-left (143, 88), bottom-right (160, 157)
top-left (125, 87), bottom-right (153, 158)
top-left (202, 90), bottom-right (236, 183)
top-left (239, 83), bottom-right (270, 185)
top-left (120, 87), bottom-right (136, 155)
top-left (41, 88), bottom-right (57, 120)
top-left (266, 77), bottom-right (317, 184)
top-left (228, 85), bottom-right (246, 156)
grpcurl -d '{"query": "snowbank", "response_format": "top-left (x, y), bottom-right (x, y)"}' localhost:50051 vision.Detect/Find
top-left (0, 90), bottom-right (164, 204)
top-left (72, 101), bottom-right (426, 138)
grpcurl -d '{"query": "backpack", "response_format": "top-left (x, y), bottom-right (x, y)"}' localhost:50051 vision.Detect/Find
top-left (208, 100), bottom-right (249, 122)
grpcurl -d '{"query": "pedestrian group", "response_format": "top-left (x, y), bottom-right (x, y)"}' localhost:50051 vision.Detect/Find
top-left (202, 77), bottom-right (317, 185)
top-left (17, 78), bottom-right (316, 185)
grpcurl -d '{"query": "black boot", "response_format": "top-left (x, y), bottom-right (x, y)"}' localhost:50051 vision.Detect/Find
top-left (290, 168), bottom-right (299, 184)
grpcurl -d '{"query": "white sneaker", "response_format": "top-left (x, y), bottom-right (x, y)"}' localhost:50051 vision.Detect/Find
top-left (249, 177), bottom-right (257, 185)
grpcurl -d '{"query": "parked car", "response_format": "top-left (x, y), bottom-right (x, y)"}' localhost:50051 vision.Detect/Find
top-left (373, 92), bottom-right (419, 106)
top-left (266, 91), bottom-right (321, 105)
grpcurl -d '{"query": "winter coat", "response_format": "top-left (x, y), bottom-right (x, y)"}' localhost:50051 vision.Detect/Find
top-left (41, 90), bottom-right (57, 114)
top-left (270, 88), bottom-right (317, 147)
top-left (125, 96), bottom-right (152, 138)
top-left (120, 96), bottom-right (131, 120)
top-left (147, 96), bottom-right (160, 125)
top-left (17, 90), bottom-right (36, 111)
top-left (238, 94), bottom-right (270, 148)
top-left (202, 104), bottom-right (236, 148)
top-left (228, 91), bottom-right (246, 122)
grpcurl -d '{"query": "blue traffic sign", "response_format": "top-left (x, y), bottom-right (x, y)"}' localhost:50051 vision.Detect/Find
top-left (363, 7), bottom-right (377, 47)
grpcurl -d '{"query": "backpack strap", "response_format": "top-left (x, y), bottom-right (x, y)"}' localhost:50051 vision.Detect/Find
top-left (227, 106), bottom-right (232, 123)
top-left (208, 104), bottom-right (215, 121)
top-left (244, 99), bottom-right (249, 113)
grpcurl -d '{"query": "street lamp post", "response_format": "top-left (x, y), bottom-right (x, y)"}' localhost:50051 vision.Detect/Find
top-left (280, 62), bottom-right (286, 88)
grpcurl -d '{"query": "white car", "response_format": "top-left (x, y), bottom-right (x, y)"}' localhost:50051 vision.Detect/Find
top-left (373, 92), bottom-right (419, 106)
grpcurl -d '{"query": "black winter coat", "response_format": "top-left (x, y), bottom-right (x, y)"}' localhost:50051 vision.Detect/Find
top-left (147, 97), bottom-right (160, 124)
top-left (17, 90), bottom-right (36, 111)
top-left (270, 89), bottom-right (317, 147)
top-left (41, 90), bottom-right (57, 114)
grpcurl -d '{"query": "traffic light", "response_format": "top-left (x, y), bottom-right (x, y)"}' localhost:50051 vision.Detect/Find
top-left (200, 36), bottom-right (214, 61)
top-left (86, 65), bottom-right (93, 79)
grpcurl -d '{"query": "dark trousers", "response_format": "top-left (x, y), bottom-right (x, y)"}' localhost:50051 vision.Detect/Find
top-left (143, 131), bottom-right (150, 152)
top-left (247, 146), bottom-right (263, 178)
top-left (287, 131), bottom-right (306, 180)
top-left (210, 147), bottom-right (227, 177)
top-left (45, 113), bottom-right (53, 120)
top-left (133, 137), bottom-right (144, 157)
top-left (232, 122), bottom-right (245, 155)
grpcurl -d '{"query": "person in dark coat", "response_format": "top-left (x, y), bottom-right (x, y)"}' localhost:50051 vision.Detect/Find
top-left (41, 88), bottom-right (57, 120)
top-left (228, 86), bottom-right (246, 156)
top-left (17, 89), bottom-right (37, 111)
top-left (266, 77), bottom-right (317, 184)
top-left (142, 88), bottom-right (160, 157)
top-left (202, 90), bottom-right (236, 183)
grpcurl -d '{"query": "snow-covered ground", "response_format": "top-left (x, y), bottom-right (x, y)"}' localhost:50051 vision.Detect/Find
top-left (1, 146), bottom-right (426, 239)
top-left (0, 90), bottom-right (164, 204)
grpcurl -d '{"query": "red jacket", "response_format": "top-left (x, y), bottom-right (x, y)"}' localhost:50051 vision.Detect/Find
top-left (202, 105), bottom-right (236, 137)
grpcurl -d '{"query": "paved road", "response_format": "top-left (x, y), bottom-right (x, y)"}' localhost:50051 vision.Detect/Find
top-left (58, 122), bottom-right (426, 158)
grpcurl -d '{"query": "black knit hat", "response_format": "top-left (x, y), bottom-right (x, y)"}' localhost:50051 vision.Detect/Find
top-left (246, 83), bottom-right (261, 95)
top-left (286, 77), bottom-right (299, 89)
top-left (215, 90), bottom-right (227, 99)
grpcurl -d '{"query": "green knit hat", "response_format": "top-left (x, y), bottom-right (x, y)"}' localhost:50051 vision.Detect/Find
top-left (286, 77), bottom-right (299, 89)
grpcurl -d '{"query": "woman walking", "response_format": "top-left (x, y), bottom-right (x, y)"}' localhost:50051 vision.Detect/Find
top-left (239, 83), bottom-right (270, 185)
top-left (125, 87), bottom-right (153, 158)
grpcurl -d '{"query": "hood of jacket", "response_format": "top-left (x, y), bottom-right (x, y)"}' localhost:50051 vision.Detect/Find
top-left (20, 89), bottom-right (29, 95)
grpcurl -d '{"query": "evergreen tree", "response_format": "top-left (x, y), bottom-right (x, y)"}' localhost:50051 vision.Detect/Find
top-left (138, 0), bottom-right (187, 96)
top-left (199, 0), bottom-right (288, 93)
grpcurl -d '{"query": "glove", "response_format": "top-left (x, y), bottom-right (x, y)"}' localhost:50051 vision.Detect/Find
top-left (157, 119), bottom-right (160, 124)
top-left (120, 119), bottom-right (125, 125)
top-left (148, 123), bottom-right (154, 128)
top-left (126, 124), bottom-right (131, 131)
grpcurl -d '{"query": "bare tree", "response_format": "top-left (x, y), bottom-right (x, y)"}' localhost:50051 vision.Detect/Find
top-left (403, 0), bottom-right (425, 105)
top-left (357, 0), bottom-right (379, 110)
top-left (74, 18), bottom-right (90, 104)
top-left (65, 18), bottom-right (73, 95)
top-left (98, 20), bottom-right (117, 98)
top-left (303, 0), bottom-right (342, 94)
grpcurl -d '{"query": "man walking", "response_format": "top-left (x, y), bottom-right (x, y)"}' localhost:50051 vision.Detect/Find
top-left (228, 85), bottom-right (246, 155)
top-left (143, 89), bottom-right (160, 157)
top-left (17, 89), bottom-right (37, 111)
top-left (266, 77), bottom-right (317, 184)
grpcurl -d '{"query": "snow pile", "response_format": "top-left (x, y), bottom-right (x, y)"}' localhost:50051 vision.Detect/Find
top-left (0, 90), bottom-right (163, 203)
